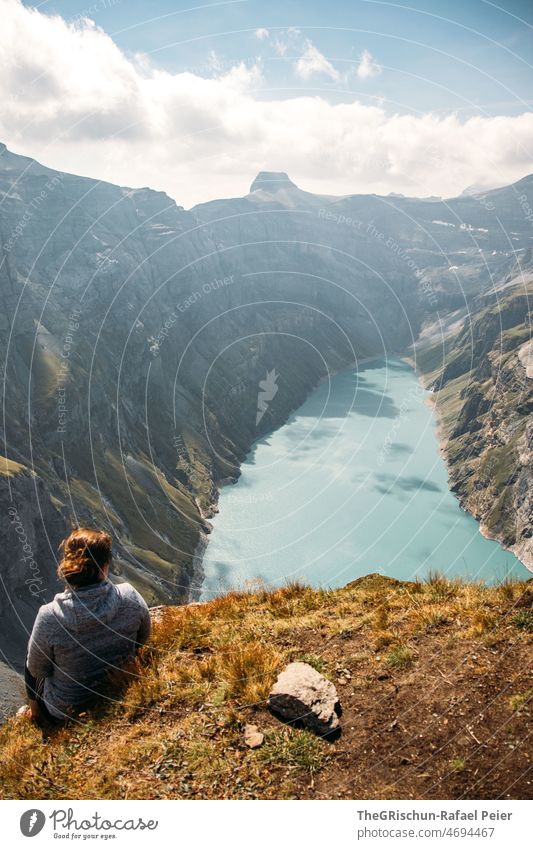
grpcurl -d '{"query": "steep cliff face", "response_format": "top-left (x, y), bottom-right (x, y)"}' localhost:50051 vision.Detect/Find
top-left (1, 143), bottom-right (532, 648)
top-left (414, 262), bottom-right (533, 570)
top-left (0, 459), bottom-right (64, 664)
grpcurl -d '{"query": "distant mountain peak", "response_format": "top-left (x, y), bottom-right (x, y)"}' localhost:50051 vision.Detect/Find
top-left (460, 181), bottom-right (503, 197)
top-left (512, 173), bottom-right (533, 189)
top-left (249, 171), bottom-right (298, 192)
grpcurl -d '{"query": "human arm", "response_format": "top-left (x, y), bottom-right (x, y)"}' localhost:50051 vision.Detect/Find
top-left (26, 608), bottom-right (55, 679)
top-left (136, 600), bottom-right (152, 648)
top-left (23, 664), bottom-right (41, 721)
top-left (25, 607), bottom-right (55, 721)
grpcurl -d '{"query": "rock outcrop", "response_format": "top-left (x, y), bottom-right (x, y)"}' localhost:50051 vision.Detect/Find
top-left (0, 459), bottom-right (65, 665)
top-left (415, 260), bottom-right (533, 572)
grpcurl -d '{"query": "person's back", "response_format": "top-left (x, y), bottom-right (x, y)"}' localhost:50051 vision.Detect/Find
top-left (25, 527), bottom-right (151, 721)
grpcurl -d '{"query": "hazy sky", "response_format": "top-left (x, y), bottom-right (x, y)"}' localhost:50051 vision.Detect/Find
top-left (1, 0), bottom-right (532, 205)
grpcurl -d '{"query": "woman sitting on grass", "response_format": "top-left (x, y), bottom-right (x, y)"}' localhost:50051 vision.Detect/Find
top-left (22, 527), bottom-right (151, 724)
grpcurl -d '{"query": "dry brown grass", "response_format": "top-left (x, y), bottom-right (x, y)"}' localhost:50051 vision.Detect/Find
top-left (0, 573), bottom-right (531, 800)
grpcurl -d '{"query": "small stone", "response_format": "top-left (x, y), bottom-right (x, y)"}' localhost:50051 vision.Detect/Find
top-left (268, 662), bottom-right (341, 736)
top-left (244, 724), bottom-right (264, 748)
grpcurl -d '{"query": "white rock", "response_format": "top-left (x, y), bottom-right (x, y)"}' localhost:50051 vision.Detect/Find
top-left (268, 662), bottom-right (341, 735)
top-left (244, 723), bottom-right (264, 748)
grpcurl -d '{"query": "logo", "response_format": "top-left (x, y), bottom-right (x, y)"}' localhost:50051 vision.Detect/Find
top-left (20, 809), bottom-right (46, 837)
top-left (256, 369), bottom-right (279, 426)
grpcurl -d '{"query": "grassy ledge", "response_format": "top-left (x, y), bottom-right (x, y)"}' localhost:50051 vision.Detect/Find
top-left (0, 574), bottom-right (531, 800)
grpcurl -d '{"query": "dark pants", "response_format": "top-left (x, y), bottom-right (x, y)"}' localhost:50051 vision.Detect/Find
top-left (24, 663), bottom-right (61, 724)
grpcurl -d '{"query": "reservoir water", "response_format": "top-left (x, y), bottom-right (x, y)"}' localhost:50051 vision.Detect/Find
top-left (201, 359), bottom-right (528, 598)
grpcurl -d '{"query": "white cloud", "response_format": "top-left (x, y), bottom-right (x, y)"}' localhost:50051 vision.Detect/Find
top-left (255, 28), bottom-right (269, 40)
top-left (273, 37), bottom-right (288, 57)
top-left (294, 40), bottom-right (341, 81)
top-left (268, 27), bottom-right (302, 57)
top-left (356, 49), bottom-right (381, 80)
top-left (207, 49), bottom-right (222, 72)
top-left (219, 60), bottom-right (263, 91)
top-left (0, 0), bottom-right (532, 207)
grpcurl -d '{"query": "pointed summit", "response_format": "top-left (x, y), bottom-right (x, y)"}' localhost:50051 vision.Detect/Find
top-left (249, 171), bottom-right (298, 193)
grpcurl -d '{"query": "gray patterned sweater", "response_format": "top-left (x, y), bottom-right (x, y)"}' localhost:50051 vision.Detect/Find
top-left (26, 580), bottom-right (151, 718)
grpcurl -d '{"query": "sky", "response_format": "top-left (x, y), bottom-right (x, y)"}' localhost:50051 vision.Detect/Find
top-left (0, 0), bottom-right (532, 205)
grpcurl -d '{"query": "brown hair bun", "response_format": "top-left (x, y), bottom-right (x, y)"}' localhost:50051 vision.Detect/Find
top-left (58, 527), bottom-right (112, 588)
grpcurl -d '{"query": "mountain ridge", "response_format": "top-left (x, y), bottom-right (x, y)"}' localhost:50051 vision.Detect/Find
top-left (3, 141), bottom-right (533, 208)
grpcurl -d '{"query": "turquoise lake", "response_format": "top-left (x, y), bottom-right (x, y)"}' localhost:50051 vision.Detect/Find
top-left (201, 359), bottom-right (529, 599)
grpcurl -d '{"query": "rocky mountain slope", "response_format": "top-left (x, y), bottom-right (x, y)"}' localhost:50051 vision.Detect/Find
top-left (414, 256), bottom-right (533, 571)
top-left (1, 143), bottom-right (532, 668)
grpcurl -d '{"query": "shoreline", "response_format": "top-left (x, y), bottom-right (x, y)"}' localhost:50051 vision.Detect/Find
top-left (189, 528), bottom-right (209, 603)
top-left (408, 349), bottom-right (533, 577)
